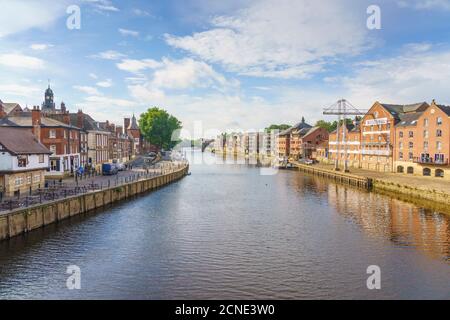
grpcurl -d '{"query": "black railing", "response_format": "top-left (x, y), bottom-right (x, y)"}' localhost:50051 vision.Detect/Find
top-left (0, 161), bottom-right (187, 213)
top-left (413, 157), bottom-right (449, 165)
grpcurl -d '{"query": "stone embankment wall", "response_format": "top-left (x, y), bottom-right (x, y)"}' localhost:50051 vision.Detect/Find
top-left (0, 165), bottom-right (189, 241)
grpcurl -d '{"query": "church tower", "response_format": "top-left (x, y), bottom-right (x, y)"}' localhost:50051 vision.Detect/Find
top-left (42, 84), bottom-right (56, 112)
top-left (127, 114), bottom-right (141, 155)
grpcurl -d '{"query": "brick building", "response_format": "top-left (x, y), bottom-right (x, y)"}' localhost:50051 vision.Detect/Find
top-left (0, 107), bottom-right (81, 177)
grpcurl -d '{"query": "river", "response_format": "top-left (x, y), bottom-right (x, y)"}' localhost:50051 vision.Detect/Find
top-left (0, 151), bottom-right (449, 299)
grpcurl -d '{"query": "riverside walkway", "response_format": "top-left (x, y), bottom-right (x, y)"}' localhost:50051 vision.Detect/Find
top-left (310, 163), bottom-right (450, 194)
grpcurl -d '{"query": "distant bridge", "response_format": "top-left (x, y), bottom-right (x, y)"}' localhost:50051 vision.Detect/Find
top-left (201, 139), bottom-right (215, 152)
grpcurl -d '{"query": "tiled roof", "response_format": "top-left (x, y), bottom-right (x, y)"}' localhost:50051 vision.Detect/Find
top-left (1, 102), bottom-right (22, 114)
top-left (0, 127), bottom-right (51, 155)
top-left (380, 102), bottom-right (428, 121)
top-left (0, 114), bottom-right (76, 129)
top-left (437, 104), bottom-right (450, 116)
top-left (395, 112), bottom-right (424, 127)
top-left (68, 113), bottom-right (109, 132)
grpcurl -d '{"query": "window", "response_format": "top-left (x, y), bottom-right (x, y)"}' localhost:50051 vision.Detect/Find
top-left (50, 145), bottom-right (56, 154)
top-left (424, 130), bottom-right (429, 139)
top-left (437, 129), bottom-right (442, 137)
top-left (424, 141), bottom-right (429, 150)
top-left (399, 152), bottom-right (403, 160)
top-left (64, 130), bottom-right (67, 139)
top-left (399, 131), bottom-right (404, 138)
top-left (437, 141), bottom-right (442, 151)
top-left (15, 177), bottom-right (23, 186)
top-left (49, 130), bottom-right (56, 138)
top-left (27, 175), bottom-right (31, 184)
top-left (17, 155), bottom-right (27, 167)
top-left (409, 131), bottom-right (414, 138)
top-left (399, 142), bottom-right (403, 149)
top-left (424, 118), bottom-right (429, 127)
top-left (437, 117), bottom-right (443, 126)
top-left (33, 174), bottom-right (41, 182)
top-left (39, 154), bottom-right (45, 163)
top-left (409, 152), bottom-right (413, 160)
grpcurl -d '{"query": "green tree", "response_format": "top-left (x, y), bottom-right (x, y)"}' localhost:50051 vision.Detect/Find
top-left (139, 107), bottom-right (182, 150)
top-left (265, 124), bottom-right (291, 133)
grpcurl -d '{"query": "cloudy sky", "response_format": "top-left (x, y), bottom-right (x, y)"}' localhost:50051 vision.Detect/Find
top-left (0, 0), bottom-right (450, 135)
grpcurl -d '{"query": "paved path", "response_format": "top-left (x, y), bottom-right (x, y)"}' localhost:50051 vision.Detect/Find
top-left (312, 163), bottom-right (450, 193)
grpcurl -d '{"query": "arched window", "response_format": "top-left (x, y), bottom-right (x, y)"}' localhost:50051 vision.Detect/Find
top-left (423, 168), bottom-right (432, 176)
top-left (397, 166), bottom-right (404, 173)
top-left (407, 167), bottom-right (414, 174)
top-left (435, 169), bottom-right (444, 178)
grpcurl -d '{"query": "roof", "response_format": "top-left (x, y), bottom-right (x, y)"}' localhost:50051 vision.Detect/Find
top-left (1, 102), bottom-right (22, 114)
top-left (380, 102), bottom-right (428, 121)
top-left (278, 117), bottom-right (312, 136)
top-left (68, 113), bottom-right (109, 132)
top-left (0, 114), bottom-right (76, 129)
top-left (395, 112), bottom-right (424, 127)
top-left (128, 114), bottom-right (139, 130)
top-left (436, 104), bottom-right (450, 116)
top-left (0, 127), bottom-right (51, 155)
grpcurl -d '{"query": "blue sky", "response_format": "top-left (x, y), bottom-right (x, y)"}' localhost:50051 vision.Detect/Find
top-left (1, 0), bottom-right (450, 136)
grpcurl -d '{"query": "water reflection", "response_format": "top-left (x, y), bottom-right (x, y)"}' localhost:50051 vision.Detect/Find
top-left (325, 179), bottom-right (450, 262)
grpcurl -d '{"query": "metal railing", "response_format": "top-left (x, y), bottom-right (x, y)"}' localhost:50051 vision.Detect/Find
top-left (0, 161), bottom-right (188, 213)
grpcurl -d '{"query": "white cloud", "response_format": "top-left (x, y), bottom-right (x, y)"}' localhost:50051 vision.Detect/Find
top-left (73, 85), bottom-right (101, 95)
top-left (0, 53), bottom-right (45, 69)
top-left (96, 79), bottom-right (113, 88)
top-left (165, 0), bottom-right (371, 79)
top-left (89, 73), bottom-right (98, 79)
top-left (118, 28), bottom-right (139, 37)
top-left (116, 58), bottom-right (162, 73)
top-left (0, 0), bottom-right (71, 38)
top-left (151, 58), bottom-right (235, 90)
top-left (83, 0), bottom-right (119, 12)
top-left (90, 50), bottom-right (126, 60)
top-left (30, 43), bottom-right (54, 51)
top-left (132, 8), bottom-right (152, 17)
top-left (0, 84), bottom-right (40, 97)
top-left (397, 0), bottom-right (450, 10)
top-left (339, 45), bottom-right (450, 107)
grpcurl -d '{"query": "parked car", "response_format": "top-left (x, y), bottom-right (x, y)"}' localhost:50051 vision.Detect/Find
top-left (102, 163), bottom-right (119, 175)
top-left (116, 163), bottom-right (126, 171)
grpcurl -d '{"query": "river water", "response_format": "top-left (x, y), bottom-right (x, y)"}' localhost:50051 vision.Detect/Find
top-left (0, 151), bottom-right (449, 299)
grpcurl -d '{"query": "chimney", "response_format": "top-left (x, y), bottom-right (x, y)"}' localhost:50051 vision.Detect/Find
top-left (32, 106), bottom-right (42, 141)
top-left (124, 118), bottom-right (131, 131)
top-left (431, 99), bottom-right (436, 106)
top-left (116, 126), bottom-right (123, 136)
top-left (77, 109), bottom-right (84, 129)
top-left (62, 111), bottom-right (70, 125)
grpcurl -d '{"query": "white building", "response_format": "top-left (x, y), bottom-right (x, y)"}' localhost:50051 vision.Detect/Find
top-left (0, 127), bottom-right (51, 197)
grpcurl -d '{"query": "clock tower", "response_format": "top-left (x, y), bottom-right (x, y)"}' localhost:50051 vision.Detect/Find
top-left (42, 84), bottom-right (56, 112)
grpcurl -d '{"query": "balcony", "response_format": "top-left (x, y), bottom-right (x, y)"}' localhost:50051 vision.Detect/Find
top-left (361, 149), bottom-right (392, 156)
top-left (413, 157), bottom-right (449, 166)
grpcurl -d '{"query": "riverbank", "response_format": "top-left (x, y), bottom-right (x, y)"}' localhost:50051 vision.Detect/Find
top-left (291, 161), bottom-right (450, 215)
top-left (0, 163), bottom-right (189, 241)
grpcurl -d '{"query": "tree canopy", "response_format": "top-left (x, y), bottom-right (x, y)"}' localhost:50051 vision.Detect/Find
top-left (265, 124), bottom-right (291, 133)
top-left (315, 118), bottom-right (359, 133)
top-left (138, 107), bottom-right (182, 150)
